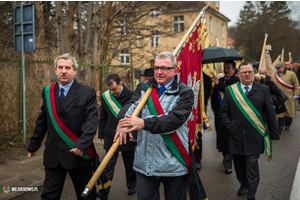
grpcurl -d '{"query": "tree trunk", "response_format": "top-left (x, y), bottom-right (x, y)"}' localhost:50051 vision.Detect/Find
top-left (33, 1), bottom-right (45, 58)
top-left (91, 2), bottom-right (99, 88)
top-left (66, 1), bottom-right (76, 51)
top-left (83, 1), bottom-right (93, 62)
top-left (55, 1), bottom-right (64, 54)
top-left (98, 1), bottom-right (113, 93)
top-left (76, 1), bottom-right (86, 84)
top-left (77, 1), bottom-right (83, 61)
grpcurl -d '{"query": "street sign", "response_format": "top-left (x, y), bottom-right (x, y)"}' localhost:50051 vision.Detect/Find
top-left (14, 4), bottom-right (35, 52)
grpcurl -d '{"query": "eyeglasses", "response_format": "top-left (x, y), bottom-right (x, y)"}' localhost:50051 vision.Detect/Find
top-left (239, 71), bottom-right (254, 75)
top-left (153, 66), bottom-right (175, 72)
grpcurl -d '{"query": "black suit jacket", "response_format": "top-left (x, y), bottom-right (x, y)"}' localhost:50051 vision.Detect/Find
top-left (98, 85), bottom-right (136, 151)
top-left (211, 75), bottom-right (239, 151)
top-left (220, 82), bottom-right (279, 156)
top-left (27, 80), bottom-right (98, 170)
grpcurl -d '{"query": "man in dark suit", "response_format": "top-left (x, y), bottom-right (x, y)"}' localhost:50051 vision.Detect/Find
top-left (27, 53), bottom-right (103, 200)
top-left (97, 73), bottom-right (136, 200)
top-left (211, 60), bottom-right (239, 174)
top-left (220, 62), bottom-right (279, 200)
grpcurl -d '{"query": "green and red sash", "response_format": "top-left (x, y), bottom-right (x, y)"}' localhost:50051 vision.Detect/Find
top-left (45, 83), bottom-right (111, 190)
top-left (102, 91), bottom-right (122, 117)
top-left (228, 82), bottom-right (273, 161)
top-left (145, 85), bottom-right (207, 200)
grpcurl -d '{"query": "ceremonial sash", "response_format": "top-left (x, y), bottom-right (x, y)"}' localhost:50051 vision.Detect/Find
top-left (145, 85), bottom-right (207, 200)
top-left (102, 91), bottom-right (122, 117)
top-left (228, 82), bottom-right (273, 161)
top-left (275, 72), bottom-right (294, 90)
top-left (45, 83), bottom-right (111, 189)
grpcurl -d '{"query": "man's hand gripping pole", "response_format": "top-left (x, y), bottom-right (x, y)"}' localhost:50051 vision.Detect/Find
top-left (81, 86), bottom-right (153, 198)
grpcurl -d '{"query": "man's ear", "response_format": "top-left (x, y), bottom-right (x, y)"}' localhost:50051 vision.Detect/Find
top-left (119, 82), bottom-right (123, 86)
top-left (174, 67), bottom-right (178, 76)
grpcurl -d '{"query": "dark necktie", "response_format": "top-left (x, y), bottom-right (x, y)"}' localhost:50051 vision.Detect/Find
top-left (244, 86), bottom-right (249, 95)
top-left (59, 88), bottom-right (65, 102)
top-left (158, 86), bottom-right (166, 97)
top-left (224, 77), bottom-right (229, 83)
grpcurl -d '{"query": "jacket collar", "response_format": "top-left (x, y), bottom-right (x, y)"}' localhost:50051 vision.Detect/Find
top-left (246, 81), bottom-right (258, 97)
top-left (147, 74), bottom-right (180, 94)
top-left (56, 79), bottom-right (78, 114)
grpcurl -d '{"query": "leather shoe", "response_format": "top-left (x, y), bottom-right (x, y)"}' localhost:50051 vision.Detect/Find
top-left (196, 162), bottom-right (202, 170)
top-left (128, 189), bottom-right (136, 195)
top-left (225, 168), bottom-right (232, 174)
top-left (285, 126), bottom-right (290, 131)
top-left (279, 127), bottom-right (284, 131)
top-left (237, 187), bottom-right (247, 195)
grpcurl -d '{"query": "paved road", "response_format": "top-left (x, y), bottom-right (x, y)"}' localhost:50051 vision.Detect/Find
top-left (11, 104), bottom-right (300, 200)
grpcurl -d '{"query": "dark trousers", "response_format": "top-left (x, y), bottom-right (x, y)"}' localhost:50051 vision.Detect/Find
top-left (101, 150), bottom-right (136, 194)
top-left (222, 151), bottom-right (233, 170)
top-left (41, 162), bottom-right (96, 200)
top-left (233, 154), bottom-right (260, 200)
top-left (136, 172), bottom-right (187, 200)
top-left (194, 131), bottom-right (202, 163)
top-left (278, 117), bottom-right (293, 128)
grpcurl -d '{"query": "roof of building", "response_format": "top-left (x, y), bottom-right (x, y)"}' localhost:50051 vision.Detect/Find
top-left (228, 36), bottom-right (235, 45)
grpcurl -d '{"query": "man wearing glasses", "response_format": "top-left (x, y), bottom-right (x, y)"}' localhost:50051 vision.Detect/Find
top-left (220, 62), bottom-right (279, 200)
top-left (114, 52), bottom-right (196, 200)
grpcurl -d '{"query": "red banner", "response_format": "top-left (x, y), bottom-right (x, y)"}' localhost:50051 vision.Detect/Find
top-left (177, 23), bottom-right (202, 148)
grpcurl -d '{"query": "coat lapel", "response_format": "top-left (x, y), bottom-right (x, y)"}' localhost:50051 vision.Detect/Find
top-left (58, 80), bottom-right (78, 114)
top-left (55, 83), bottom-right (61, 113)
top-left (246, 82), bottom-right (257, 97)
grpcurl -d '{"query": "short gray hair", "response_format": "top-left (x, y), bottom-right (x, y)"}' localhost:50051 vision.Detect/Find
top-left (155, 52), bottom-right (177, 68)
top-left (54, 53), bottom-right (78, 69)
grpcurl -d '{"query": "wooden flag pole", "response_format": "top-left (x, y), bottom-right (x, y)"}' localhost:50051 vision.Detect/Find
top-left (81, 87), bottom-right (153, 198)
top-left (258, 33), bottom-right (268, 71)
top-left (281, 48), bottom-right (285, 63)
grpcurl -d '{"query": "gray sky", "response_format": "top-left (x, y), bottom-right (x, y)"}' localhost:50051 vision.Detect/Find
top-left (219, 1), bottom-right (300, 27)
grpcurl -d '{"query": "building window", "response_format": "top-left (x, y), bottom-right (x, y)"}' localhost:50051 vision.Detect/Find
top-left (209, 17), bottom-right (213, 34)
top-left (216, 1), bottom-right (219, 8)
top-left (215, 20), bottom-right (219, 29)
top-left (120, 49), bottom-right (130, 65)
top-left (137, 31), bottom-right (141, 48)
top-left (173, 16), bottom-right (184, 33)
top-left (151, 30), bottom-right (159, 47)
top-left (119, 20), bottom-right (129, 36)
top-left (151, 10), bottom-right (159, 18)
top-left (222, 23), bottom-right (225, 38)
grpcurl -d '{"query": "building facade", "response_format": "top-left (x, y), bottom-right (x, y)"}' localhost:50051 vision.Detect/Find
top-left (111, 1), bottom-right (230, 76)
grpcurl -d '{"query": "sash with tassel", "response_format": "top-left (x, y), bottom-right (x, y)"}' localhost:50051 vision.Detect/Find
top-left (228, 82), bottom-right (273, 161)
top-left (45, 83), bottom-right (111, 190)
top-left (146, 85), bottom-right (208, 200)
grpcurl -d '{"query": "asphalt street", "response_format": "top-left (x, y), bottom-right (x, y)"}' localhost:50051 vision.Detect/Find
top-left (9, 103), bottom-right (300, 200)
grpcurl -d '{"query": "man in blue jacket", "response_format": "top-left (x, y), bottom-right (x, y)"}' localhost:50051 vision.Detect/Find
top-left (114, 52), bottom-right (197, 200)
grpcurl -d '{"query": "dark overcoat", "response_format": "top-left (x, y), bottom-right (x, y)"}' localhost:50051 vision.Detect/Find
top-left (98, 84), bottom-right (136, 151)
top-left (220, 82), bottom-right (279, 156)
top-left (211, 75), bottom-right (239, 152)
top-left (263, 79), bottom-right (287, 114)
top-left (27, 80), bottom-right (98, 170)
